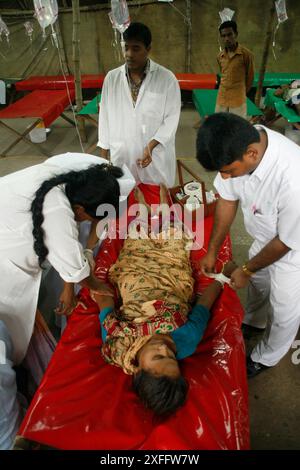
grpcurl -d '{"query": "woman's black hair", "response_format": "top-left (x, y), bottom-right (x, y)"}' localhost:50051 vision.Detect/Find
top-left (196, 112), bottom-right (260, 171)
top-left (133, 369), bottom-right (188, 417)
top-left (31, 163), bottom-right (123, 267)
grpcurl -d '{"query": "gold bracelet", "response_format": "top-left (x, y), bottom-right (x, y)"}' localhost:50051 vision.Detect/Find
top-left (242, 264), bottom-right (255, 277)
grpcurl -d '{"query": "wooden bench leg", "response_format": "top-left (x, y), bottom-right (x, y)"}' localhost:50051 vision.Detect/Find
top-left (85, 142), bottom-right (98, 154)
top-left (0, 119), bottom-right (49, 158)
top-left (61, 112), bottom-right (76, 126)
top-left (264, 113), bottom-right (281, 126)
top-left (76, 115), bottom-right (87, 143)
top-left (80, 115), bottom-right (98, 128)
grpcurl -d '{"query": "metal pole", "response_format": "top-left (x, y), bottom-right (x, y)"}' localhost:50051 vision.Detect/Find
top-left (186, 0), bottom-right (192, 73)
top-left (55, 20), bottom-right (70, 75)
top-left (72, 0), bottom-right (86, 142)
top-left (255, 3), bottom-right (276, 107)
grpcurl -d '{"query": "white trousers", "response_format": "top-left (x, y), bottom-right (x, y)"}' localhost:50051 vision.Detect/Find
top-left (243, 262), bottom-right (300, 366)
top-left (0, 321), bottom-right (23, 450)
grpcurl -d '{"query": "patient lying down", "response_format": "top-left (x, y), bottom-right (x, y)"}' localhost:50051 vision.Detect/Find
top-left (92, 186), bottom-right (236, 417)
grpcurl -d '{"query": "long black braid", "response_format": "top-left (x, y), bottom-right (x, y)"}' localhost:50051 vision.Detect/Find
top-left (31, 164), bottom-right (123, 267)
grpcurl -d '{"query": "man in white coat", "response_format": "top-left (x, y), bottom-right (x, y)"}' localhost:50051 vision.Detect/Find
top-left (196, 113), bottom-right (300, 378)
top-left (98, 22), bottom-right (181, 187)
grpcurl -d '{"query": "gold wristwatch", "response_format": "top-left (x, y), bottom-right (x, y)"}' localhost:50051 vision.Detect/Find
top-left (242, 264), bottom-right (255, 277)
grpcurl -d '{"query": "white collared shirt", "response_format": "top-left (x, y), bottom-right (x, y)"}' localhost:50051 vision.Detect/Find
top-left (98, 59), bottom-right (181, 186)
top-left (214, 125), bottom-right (300, 265)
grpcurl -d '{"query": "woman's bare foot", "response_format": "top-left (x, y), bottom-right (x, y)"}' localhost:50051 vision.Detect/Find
top-left (159, 184), bottom-right (169, 205)
top-left (134, 186), bottom-right (151, 214)
top-left (155, 184), bottom-right (171, 227)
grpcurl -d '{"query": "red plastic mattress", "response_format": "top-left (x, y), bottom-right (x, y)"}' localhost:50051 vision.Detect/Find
top-left (15, 74), bottom-right (105, 91)
top-left (18, 184), bottom-right (249, 450)
top-left (175, 73), bottom-right (217, 90)
top-left (0, 89), bottom-right (75, 128)
top-left (15, 74), bottom-right (217, 92)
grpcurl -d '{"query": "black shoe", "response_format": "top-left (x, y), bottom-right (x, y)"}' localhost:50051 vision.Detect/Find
top-left (242, 323), bottom-right (265, 340)
top-left (246, 356), bottom-right (270, 378)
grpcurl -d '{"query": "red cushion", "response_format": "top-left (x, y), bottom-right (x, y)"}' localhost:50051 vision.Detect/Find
top-left (175, 73), bottom-right (217, 90)
top-left (19, 184), bottom-right (249, 450)
top-left (0, 89), bottom-right (75, 128)
top-left (15, 73), bottom-right (217, 92)
top-left (15, 74), bottom-right (105, 91)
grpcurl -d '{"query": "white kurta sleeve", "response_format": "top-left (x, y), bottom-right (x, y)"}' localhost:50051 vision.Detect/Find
top-left (42, 192), bottom-right (90, 283)
top-left (278, 189), bottom-right (300, 251)
top-left (152, 76), bottom-right (181, 147)
top-left (98, 73), bottom-right (110, 149)
top-left (214, 173), bottom-right (240, 201)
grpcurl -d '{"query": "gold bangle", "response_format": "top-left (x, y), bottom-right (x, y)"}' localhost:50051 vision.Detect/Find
top-left (242, 264), bottom-right (255, 277)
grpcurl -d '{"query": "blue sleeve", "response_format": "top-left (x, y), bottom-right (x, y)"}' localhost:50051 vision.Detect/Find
top-left (99, 307), bottom-right (114, 342)
top-left (170, 304), bottom-right (210, 360)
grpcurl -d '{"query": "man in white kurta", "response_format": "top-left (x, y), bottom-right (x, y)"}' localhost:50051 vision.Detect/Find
top-left (196, 116), bottom-right (300, 374)
top-left (98, 22), bottom-right (181, 187)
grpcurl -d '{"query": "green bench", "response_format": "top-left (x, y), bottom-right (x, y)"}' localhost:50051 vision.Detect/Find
top-left (253, 72), bottom-right (300, 88)
top-left (264, 88), bottom-right (300, 123)
top-left (192, 89), bottom-right (262, 117)
top-left (77, 94), bottom-right (101, 116)
top-left (217, 73), bottom-right (300, 88)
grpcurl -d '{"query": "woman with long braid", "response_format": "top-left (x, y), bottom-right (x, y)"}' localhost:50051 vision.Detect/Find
top-left (0, 152), bottom-right (135, 449)
top-left (0, 152), bottom-right (134, 365)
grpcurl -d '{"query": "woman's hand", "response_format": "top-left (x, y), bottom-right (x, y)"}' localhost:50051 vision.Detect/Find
top-left (222, 260), bottom-right (238, 278)
top-left (90, 285), bottom-right (115, 310)
top-left (55, 282), bottom-right (77, 316)
top-left (90, 280), bottom-right (114, 298)
top-left (137, 146), bottom-right (152, 168)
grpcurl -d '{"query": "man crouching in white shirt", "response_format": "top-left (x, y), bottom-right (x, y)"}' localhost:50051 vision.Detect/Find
top-left (196, 112), bottom-right (300, 378)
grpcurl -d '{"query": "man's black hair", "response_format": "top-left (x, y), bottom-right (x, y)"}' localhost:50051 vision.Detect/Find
top-left (123, 22), bottom-right (152, 48)
top-left (133, 369), bottom-right (188, 417)
top-left (196, 113), bottom-right (260, 171)
top-left (219, 20), bottom-right (238, 34)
